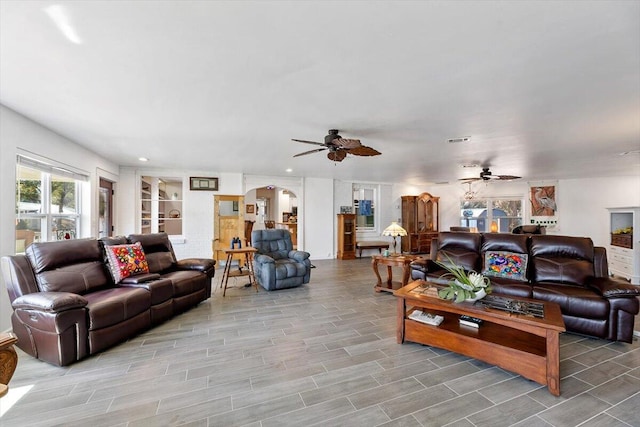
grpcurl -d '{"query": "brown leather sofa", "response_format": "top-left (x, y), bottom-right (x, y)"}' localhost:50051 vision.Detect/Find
top-left (1, 233), bottom-right (215, 366)
top-left (410, 232), bottom-right (640, 343)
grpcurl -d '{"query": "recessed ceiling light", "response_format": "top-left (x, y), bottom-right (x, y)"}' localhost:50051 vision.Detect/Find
top-left (286, 168), bottom-right (293, 173)
top-left (138, 157), bottom-right (149, 162)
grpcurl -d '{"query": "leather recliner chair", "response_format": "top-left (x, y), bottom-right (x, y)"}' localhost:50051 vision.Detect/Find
top-left (251, 229), bottom-right (311, 291)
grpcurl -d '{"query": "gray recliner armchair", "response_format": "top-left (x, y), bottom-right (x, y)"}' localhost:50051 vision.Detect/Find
top-left (251, 229), bottom-right (311, 291)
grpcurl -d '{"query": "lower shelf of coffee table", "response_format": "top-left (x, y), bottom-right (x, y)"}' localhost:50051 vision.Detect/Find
top-left (404, 308), bottom-right (548, 386)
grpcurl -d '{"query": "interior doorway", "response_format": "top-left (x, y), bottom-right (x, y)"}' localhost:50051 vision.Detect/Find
top-left (212, 194), bottom-right (245, 264)
top-left (98, 178), bottom-right (114, 238)
top-left (244, 175), bottom-right (304, 250)
top-left (245, 186), bottom-right (298, 248)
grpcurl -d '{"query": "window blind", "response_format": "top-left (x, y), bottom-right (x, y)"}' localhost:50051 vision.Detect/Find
top-left (17, 154), bottom-right (89, 181)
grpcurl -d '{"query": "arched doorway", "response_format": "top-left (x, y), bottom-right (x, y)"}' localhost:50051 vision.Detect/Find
top-left (244, 175), bottom-right (304, 250)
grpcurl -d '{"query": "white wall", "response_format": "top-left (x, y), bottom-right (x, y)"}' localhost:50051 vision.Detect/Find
top-left (0, 105), bottom-right (119, 332)
top-left (304, 177), bottom-right (334, 259)
top-left (394, 176), bottom-right (640, 248)
top-left (118, 168), bottom-right (244, 259)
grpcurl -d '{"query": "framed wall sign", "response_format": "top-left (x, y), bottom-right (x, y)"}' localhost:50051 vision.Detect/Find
top-left (190, 177), bottom-right (218, 191)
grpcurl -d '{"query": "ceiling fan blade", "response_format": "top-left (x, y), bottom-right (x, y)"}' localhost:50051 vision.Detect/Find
top-left (293, 148), bottom-right (327, 157)
top-left (292, 139), bottom-right (325, 146)
top-left (328, 150), bottom-right (347, 162)
top-left (459, 177), bottom-right (482, 182)
top-left (348, 145), bottom-right (381, 156)
top-left (333, 138), bottom-right (361, 149)
top-left (496, 175), bottom-right (521, 180)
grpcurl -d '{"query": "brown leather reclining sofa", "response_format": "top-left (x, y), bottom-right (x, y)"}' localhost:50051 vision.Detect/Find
top-left (410, 232), bottom-right (640, 343)
top-left (1, 233), bottom-right (215, 366)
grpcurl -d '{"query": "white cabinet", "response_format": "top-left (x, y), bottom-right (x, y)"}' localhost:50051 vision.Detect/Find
top-left (607, 207), bottom-right (640, 285)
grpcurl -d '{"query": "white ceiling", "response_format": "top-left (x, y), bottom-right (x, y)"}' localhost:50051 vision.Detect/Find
top-left (1, 1), bottom-right (639, 185)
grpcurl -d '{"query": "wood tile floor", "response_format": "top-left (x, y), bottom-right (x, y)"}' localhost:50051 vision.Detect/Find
top-left (2, 258), bottom-right (639, 427)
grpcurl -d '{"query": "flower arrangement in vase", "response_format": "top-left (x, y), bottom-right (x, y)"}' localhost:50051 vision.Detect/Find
top-left (435, 255), bottom-right (492, 303)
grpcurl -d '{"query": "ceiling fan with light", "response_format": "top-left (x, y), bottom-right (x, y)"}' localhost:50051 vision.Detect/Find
top-left (292, 129), bottom-right (381, 162)
top-left (459, 167), bottom-right (521, 183)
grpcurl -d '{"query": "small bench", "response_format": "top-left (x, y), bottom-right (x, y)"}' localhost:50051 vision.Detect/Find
top-left (356, 241), bottom-right (390, 258)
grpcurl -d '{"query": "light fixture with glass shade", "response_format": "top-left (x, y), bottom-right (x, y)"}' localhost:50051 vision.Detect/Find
top-left (382, 221), bottom-right (407, 254)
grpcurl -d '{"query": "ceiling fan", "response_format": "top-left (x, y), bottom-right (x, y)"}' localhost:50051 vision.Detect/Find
top-left (460, 167), bottom-right (521, 182)
top-left (292, 129), bottom-right (381, 162)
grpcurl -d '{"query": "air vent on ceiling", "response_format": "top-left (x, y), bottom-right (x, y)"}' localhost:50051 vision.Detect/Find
top-left (447, 136), bottom-right (471, 144)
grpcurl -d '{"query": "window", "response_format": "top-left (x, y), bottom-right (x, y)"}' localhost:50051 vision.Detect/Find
top-left (15, 155), bottom-right (87, 252)
top-left (353, 184), bottom-right (377, 230)
top-left (460, 198), bottom-right (522, 232)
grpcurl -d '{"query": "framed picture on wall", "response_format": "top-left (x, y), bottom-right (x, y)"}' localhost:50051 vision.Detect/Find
top-left (246, 204), bottom-right (255, 214)
top-left (529, 181), bottom-right (559, 230)
top-left (190, 177), bottom-right (218, 191)
top-left (232, 201), bottom-right (239, 212)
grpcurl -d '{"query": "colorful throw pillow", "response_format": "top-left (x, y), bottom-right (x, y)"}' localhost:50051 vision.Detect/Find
top-left (483, 251), bottom-right (529, 282)
top-left (104, 242), bottom-right (150, 283)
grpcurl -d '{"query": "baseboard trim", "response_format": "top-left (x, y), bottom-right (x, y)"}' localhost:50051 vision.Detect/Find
top-left (634, 330), bottom-right (640, 338)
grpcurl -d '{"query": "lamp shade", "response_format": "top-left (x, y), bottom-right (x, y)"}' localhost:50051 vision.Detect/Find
top-left (382, 221), bottom-right (407, 237)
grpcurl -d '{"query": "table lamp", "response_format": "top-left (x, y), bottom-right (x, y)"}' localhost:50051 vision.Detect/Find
top-left (382, 221), bottom-right (407, 254)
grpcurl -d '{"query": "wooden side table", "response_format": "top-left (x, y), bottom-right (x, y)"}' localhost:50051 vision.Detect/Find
top-left (0, 332), bottom-right (18, 398)
top-left (220, 247), bottom-right (259, 296)
top-left (372, 254), bottom-right (421, 293)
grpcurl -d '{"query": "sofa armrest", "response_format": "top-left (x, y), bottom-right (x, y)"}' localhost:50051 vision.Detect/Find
top-left (288, 250), bottom-right (310, 262)
top-left (12, 292), bottom-right (88, 312)
top-left (410, 258), bottom-right (440, 273)
top-left (587, 277), bottom-right (640, 298)
top-left (121, 273), bottom-right (161, 284)
top-left (255, 254), bottom-right (275, 264)
top-left (175, 258), bottom-right (216, 272)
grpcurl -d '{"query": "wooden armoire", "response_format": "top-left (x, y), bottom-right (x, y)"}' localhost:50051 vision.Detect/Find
top-left (401, 192), bottom-right (440, 254)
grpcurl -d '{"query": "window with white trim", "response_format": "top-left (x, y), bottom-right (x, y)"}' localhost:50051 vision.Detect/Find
top-left (353, 184), bottom-right (377, 230)
top-left (15, 155), bottom-right (87, 252)
top-left (460, 198), bottom-right (523, 232)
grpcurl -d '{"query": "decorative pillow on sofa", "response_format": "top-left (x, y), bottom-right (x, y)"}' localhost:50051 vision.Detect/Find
top-left (483, 251), bottom-right (529, 282)
top-left (104, 242), bottom-right (150, 283)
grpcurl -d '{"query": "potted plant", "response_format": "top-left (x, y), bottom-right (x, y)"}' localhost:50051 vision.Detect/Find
top-left (435, 255), bottom-right (491, 303)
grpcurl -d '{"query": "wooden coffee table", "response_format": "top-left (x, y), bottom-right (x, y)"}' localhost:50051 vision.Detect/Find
top-left (394, 280), bottom-right (566, 396)
top-left (372, 254), bottom-right (422, 293)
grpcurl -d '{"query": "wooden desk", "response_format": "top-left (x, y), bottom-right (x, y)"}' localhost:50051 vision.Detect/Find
top-left (371, 254), bottom-right (421, 293)
top-left (395, 281), bottom-right (566, 396)
top-left (220, 247), bottom-right (259, 296)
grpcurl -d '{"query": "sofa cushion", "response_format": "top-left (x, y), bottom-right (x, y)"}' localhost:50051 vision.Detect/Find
top-left (27, 239), bottom-right (112, 294)
top-left (434, 232), bottom-right (482, 272)
top-left (530, 235), bottom-right (595, 286)
top-left (83, 287), bottom-right (151, 330)
top-left (483, 251), bottom-right (529, 282)
top-left (127, 233), bottom-right (176, 273)
top-left (104, 242), bottom-right (150, 283)
top-left (533, 283), bottom-right (609, 318)
top-left (489, 278), bottom-right (532, 298)
top-left (160, 270), bottom-right (206, 297)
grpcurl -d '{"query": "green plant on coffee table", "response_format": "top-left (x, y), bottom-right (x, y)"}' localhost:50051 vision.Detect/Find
top-left (435, 254), bottom-right (492, 303)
